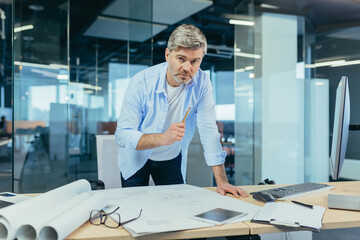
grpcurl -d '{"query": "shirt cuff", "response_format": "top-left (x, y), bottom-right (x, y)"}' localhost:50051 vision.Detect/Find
top-left (204, 150), bottom-right (226, 166)
top-left (127, 131), bottom-right (144, 150)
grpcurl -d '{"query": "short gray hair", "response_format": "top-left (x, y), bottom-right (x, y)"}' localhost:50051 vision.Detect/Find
top-left (167, 24), bottom-right (207, 55)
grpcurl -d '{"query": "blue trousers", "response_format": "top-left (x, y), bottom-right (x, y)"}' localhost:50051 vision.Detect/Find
top-left (121, 153), bottom-right (184, 187)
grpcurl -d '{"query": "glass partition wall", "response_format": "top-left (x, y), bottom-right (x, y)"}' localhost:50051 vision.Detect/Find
top-left (11, 0), bottom-right (218, 193)
top-left (233, 0), bottom-right (360, 185)
top-left (12, 0), bottom-right (155, 193)
top-left (7, 0), bottom-right (360, 193)
top-left (233, 1), bottom-right (325, 185)
top-left (233, 2), bottom-right (256, 186)
top-left (13, 0), bottom-right (69, 192)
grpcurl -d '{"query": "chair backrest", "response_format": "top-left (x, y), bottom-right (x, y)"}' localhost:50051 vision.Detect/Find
top-left (96, 134), bottom-right (155, 189)
top-left (96, 135), bottom-right (121, 189)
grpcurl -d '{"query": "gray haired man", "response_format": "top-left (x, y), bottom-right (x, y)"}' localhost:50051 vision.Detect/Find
top-left (116, 24), bottom-right (248, 198)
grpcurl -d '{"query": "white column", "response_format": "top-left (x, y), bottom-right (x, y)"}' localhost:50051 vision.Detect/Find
top-left (305, 79), bottom-right (329, 182)
top-left (254, 13), bottom-right (304, 184)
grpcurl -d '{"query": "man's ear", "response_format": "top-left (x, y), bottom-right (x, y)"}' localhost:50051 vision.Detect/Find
top-left (165, 48), bottom-right (170, 62)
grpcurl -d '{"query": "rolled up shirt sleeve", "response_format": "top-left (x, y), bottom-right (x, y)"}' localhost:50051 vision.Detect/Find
top-left (115, 75), bottom-right (145, 150)
top-left (195, 76), bottom-right (226, 166)
top-left (116, 129), bottom-right (143, 150)
top-left (203, 150), bottom-right (227, 166)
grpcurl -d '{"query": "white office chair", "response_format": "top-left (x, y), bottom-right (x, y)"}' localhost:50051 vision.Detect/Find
top-left (95, 135), bottom-right (154, 189)
top-left (96, 135), bottom-right (122, 189)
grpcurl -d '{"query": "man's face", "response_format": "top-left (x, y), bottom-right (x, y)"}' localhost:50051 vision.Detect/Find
top-left (165, 47), bottom-right (203, 87)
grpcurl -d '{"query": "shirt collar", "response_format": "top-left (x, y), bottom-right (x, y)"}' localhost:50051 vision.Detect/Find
top-left (155, 62), bottom-right (168, 94)
top-left (187, 76), bottom-right (195, 87)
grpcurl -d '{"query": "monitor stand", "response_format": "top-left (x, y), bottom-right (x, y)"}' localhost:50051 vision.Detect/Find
top-left (328, 194), bottom-right (360, 211)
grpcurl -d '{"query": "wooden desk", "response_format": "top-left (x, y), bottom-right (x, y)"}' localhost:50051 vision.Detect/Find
top-left (66, 181), bottom-right (360, 239)
top-left (242, 181), bottom-right (360, 235)
top-left (67, 221), bottom-right (250, 240)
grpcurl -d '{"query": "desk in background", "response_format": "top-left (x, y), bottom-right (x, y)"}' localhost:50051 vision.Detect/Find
top-left (66, 181), bottom-right (360, 240)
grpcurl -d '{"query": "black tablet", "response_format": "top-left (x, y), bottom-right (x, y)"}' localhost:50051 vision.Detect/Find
top-left (193, 208), bottom-right (247, 225)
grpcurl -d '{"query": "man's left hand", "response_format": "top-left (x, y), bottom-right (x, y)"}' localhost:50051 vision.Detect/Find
top-left (216, 182), bottom-right (249, 198)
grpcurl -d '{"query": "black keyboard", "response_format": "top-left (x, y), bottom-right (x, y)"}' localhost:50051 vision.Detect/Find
top-left (251, 182), bottom-right (333, 200)
top-left (0, 200), bottom-right (14, 209)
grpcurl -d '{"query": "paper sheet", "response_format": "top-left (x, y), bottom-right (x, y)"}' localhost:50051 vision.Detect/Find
top-left (101, 184), bottom-right (261, 236)
top-left (0, 179), bottom-right (91, 240)
top-left (252, 202), bottom-right (326, 231)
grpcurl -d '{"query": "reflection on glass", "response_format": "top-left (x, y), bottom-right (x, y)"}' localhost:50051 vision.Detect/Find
top-left (14, 0), bottom-right (68, 193)
top-left (234, 6), bottom-right (306, 185)
top-left (213, 71), bottom-right (236, 185)
top-left (234, 2), bottom-right (256, 186)
top-left (6, 0), bottom-right (360, 193)
top-left (67, 0), bottom-right (154, 187)
top-left (11, 0), bottom-right (156, 192)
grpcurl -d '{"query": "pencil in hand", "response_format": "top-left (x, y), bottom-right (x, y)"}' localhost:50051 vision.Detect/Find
top-left (182, 107), bottom-right (191, 123)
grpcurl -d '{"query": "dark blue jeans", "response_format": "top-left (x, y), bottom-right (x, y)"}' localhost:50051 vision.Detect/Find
top-left (121, 153), bottom-right (184, 187)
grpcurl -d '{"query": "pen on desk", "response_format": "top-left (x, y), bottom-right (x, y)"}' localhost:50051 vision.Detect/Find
top-left (291, 200), bottom-right (313, 209)
top-left (182, 107), bottom-right (191, 123)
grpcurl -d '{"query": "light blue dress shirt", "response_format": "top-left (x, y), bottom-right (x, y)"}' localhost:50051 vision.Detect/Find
top-left (115, 62), bottom-right (226, 180)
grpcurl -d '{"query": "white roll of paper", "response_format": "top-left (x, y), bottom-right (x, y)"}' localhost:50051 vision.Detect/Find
top-left (0, 179), bottom-right (91, 240)
top-left (38, 192), bottom-right (107, 240)
top-left (16, 192), bottom-right (91, 240)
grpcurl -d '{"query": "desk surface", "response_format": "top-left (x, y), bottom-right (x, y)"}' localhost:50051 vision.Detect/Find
top-left (66, 181), bottom-right (360, 239)
top-left (241, 181), bottom-right (360, 235)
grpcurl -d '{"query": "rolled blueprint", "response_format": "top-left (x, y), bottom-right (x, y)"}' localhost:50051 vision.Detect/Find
top-left (38, 192), bottom-right (107, 240)
top-left (16, 192), bottom-right (91, 240)
top-left (0, 179), bottom-right (91, 240)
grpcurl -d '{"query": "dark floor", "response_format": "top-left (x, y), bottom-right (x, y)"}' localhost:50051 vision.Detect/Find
top-left (313, 227), bottom-right (360, 240)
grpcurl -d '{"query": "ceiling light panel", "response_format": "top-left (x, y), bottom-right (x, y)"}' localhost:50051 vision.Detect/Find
top-left (102, 0), bottom-right (151, 22)
top-left (153, 0), bottom-right (212, 25)
top-left (84, 16), bottom-right (167, 42)
top-left (327, 26), bottom-right (360, 41)
top-left (102, 0), bottom-right (212, 25)
top-left (229, 19), bottom-right (254, 26)
top-left (14, 24), bottom-right (34, 33)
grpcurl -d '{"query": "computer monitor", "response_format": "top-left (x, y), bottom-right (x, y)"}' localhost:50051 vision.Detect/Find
top-left (330, 76), bottom-right (350, 180)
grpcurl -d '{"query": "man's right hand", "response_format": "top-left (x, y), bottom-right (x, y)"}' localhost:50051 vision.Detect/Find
top-left (161, 122), bottom-right (185, 145)
top-left (136, 122), bottom-right (185, 150)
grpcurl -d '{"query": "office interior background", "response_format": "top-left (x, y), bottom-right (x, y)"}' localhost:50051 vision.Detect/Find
top-left (0, 0), bottom-right (360, 193)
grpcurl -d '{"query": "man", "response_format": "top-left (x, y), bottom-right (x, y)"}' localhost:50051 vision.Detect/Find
top-left (115, 24), bottom-right (248, 198)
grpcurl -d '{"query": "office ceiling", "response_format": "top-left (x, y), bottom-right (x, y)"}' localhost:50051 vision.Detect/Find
top-left (2, 0), bottom-right (360, 85)
top-left (84, 0), bottom-right (212, 42)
